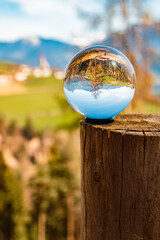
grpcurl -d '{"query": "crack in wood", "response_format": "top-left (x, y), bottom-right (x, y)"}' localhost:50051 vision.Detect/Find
top-left (125, 231), bottom-right (143, 239)
top-left (119, 132), bottom-right (125, 240)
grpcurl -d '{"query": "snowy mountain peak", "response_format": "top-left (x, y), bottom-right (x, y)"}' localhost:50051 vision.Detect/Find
top-left (23, 36), bottom-right (41, 46)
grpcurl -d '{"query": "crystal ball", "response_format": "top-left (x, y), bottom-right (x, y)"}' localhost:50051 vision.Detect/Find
top-left (64, 45), bottom-right (136, 120)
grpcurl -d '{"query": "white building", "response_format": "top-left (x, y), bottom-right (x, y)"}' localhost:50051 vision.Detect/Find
top-left (33, 54), bottom-right (52, 78)
top-left (0, 74), bottom-right (12, 85)
top-left (53, 70), bottom-right (64, 80)
top-left (14, 65), bottom-right (32, 82)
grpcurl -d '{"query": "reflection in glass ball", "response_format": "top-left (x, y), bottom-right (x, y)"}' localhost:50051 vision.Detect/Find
top-left (64, 45), bottom-right (136, 120)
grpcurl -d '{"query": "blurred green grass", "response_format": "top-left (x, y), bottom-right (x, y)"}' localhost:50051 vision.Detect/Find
top-left (0, 76), bottom-right (81, 130)
top-left (0, 62), bottom-right (18, 75)
top-left (144, 102), bottom-right (160, 114)
top-left (0, 74), bottom-right (159, 130)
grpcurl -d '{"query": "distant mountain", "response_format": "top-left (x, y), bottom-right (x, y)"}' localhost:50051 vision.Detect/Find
top-left (0, 37), bottom-right (80, 70)
top-left (0, 23), bottom-right (160, 77)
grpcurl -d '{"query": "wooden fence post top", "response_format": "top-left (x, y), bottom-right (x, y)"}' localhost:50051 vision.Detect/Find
top-left (80, 114), bottom-right (160, 240)
top-left (80, 114), bottom-right (160, 132)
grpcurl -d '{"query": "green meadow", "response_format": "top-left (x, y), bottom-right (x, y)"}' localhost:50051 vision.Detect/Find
top-left (0, 76), bottom-right (81, 130)
top-left (0, 71), bottom-right (159, 131)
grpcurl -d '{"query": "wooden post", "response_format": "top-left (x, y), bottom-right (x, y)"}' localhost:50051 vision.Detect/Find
top-left (80, 114), bottom-right (160, 240)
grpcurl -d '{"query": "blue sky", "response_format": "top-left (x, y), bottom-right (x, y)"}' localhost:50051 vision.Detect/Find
top-left (0, 0), bottom-right (159, 45)
top-left (0, 0), bottom-right (105, 45)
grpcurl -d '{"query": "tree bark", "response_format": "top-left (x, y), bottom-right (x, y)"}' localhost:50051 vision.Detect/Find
top-left (80, 114), bottom-right (160, 240)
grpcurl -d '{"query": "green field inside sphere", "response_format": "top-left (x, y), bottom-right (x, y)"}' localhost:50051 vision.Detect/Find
top-left (102, 76), bottom-right (131, 87)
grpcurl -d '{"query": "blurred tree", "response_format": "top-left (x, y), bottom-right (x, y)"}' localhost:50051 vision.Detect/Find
top-left (78, 0), bottom-right (160, 111)
top-left (7, 120), bottom-right (18, 135)
top-left (0, 152), bottom-right (27, 240)
top-left (22, 118), bottom-right (36, 140)
top-left (28, 143), bottom-right (77, 240)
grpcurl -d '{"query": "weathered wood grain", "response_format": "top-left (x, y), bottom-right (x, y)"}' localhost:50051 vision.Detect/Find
top-left (80, 114), bottom-right (160, 240)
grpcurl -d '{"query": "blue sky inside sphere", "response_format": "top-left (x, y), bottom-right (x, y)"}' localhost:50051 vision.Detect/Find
top-left (0, 0), bottom-right (159, 46)
top-left (64, 80), bottom-right (135, 119)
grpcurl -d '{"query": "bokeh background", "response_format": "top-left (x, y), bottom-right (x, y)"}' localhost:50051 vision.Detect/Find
top-left (0, 0), bottom-right (159, 240)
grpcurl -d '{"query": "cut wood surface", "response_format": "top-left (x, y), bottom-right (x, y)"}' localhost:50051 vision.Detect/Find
top-left (80, 114), bottom-right (160, 240)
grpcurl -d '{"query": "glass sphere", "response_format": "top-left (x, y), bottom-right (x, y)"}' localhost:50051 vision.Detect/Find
top-left (64, 45), bottom-right (136, 120)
